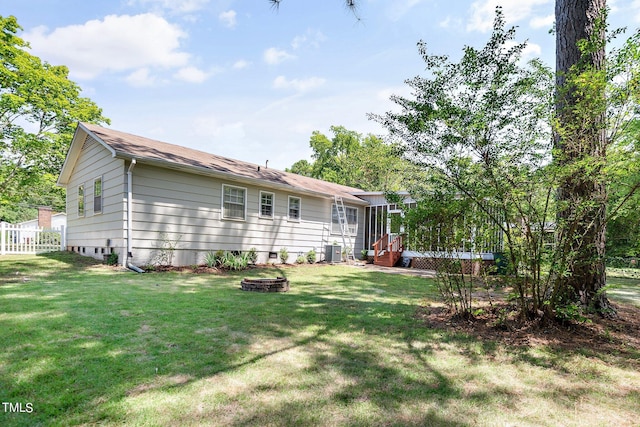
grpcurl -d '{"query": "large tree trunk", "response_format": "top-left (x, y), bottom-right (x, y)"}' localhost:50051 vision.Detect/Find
top-left (555, 0), bottom-right (613, 314)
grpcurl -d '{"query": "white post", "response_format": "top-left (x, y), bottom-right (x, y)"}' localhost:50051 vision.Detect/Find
top-left (59, 225), bottom-right (66, 251)
top-left (1, 222), bottom-right (5, 255)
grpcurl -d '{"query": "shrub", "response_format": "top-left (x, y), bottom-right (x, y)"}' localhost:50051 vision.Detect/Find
top-left (296, 255), bottom-right (306, 264)
top-left (279, 248), bottom-right (289, 264)
top-left (214, 250), bottom-right (225, 267)
top-left (247, 248), bottom-right (258, 264)
top-left (106, 252), bottom-right (118, 266)
top-left (150, 232), bottom-right (182, 266)
top-left (204, 251), bottom-right (217, 268)
top-left (306, 249), bottom-right (316, 264)
top-left (219, 251), bottom-right (251, 271)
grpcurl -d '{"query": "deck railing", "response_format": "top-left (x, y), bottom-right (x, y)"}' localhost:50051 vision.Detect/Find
top-left (373, 233), bottom-right (404, 267)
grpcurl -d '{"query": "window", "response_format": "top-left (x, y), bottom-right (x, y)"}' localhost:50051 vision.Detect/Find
top-left (332, 204), bottom-right (358, 235)
top-left (222, 185), bottom-right (246, 220)
top-left (93, 178), bottom-right (102, 214)
top-left (78, 185), bottom-right (85, 217)
top-left (260, 191), bottom-right (274, 218)
top-left (288, 196), bottom-right (301, 221)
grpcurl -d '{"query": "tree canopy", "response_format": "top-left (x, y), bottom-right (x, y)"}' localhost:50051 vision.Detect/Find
top-left (286, 126), bottom-right (414, 191)
top-left (0, 15), bottom-right (108, 222)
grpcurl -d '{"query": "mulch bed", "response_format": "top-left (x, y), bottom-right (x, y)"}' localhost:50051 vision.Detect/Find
top-left (417, 302), bottom-right (640, 356)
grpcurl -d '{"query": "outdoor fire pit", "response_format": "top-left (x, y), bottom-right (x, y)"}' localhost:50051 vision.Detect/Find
top-left (240, 277), bottom-right (290, 292)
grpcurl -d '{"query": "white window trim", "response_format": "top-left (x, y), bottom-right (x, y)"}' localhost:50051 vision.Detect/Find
top-left (93, 177), bottom-right (103, 215)
top-left (259, 191), bottom-right (275, 219)
top-left (288, 196), bottom-right (301, 222)
top-left (331, 204), bottom-right (358, 236)
top-left (77, 184), bottom-right (85, 217)
top-left (222, 184), bottom-right (247, 221)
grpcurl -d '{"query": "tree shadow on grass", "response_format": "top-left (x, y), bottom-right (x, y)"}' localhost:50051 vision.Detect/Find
top-left (2, 265), bottom-right (638, 426)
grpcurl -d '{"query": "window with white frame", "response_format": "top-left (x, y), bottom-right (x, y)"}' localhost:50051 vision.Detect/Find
top-left (288, 196), bottom-right (301, 221)
top-left (78, 185), bottom-right (85, 217)
top-left (331, 204), bottom-right (358, 235)
top-left (260, 191), bottom-right (274, 218)
top-left (222, 185), bottom-right (246, 220)
top-left (93, 178), bottom-right (102, 214)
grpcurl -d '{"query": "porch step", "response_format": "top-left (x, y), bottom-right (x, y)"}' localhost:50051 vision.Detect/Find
top-left (373, 250), bottom-right (402, 267)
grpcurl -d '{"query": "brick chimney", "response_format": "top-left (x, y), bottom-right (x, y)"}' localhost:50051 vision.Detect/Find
top-left (38, 206), bottom-right (52, 229)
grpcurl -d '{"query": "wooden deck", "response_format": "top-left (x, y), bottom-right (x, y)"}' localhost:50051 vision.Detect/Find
top-left (372, 234), bottom-right (404, 267)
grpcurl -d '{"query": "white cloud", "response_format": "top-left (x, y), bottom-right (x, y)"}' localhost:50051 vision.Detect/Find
top-left (233, 60), bottom-right (251, 69)
top-left (263, 47), bottom-right (296, 65)
top-left (219, 10), bottom-right (237, 28)
top-left (273, 75), bottom-right (326, 92)
top-left (439, 15), bottom-right (464, 29)
top-left (291, 29), bottom-right (326, 50)
top-left (632, 0), bottom-right (640, 21)
top-left (174, 66), bottom-right (210, 83)
top-left (125, 68), bottom-right (160, 87)
top-left (467, 0), bottom-right (552, 32)
top-left (24, 14), bottom-right (190, 80)
top-left (193, 117), bottom-right (246, 141)
top-left (530, 14), bottom-right (554, 29)
top-left (387, 0), bottom-right (427, 22)
top-left (126, 0), bottom-right (210, 14)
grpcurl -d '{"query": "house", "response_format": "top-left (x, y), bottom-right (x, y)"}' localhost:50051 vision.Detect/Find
top-left (16, 207), bottom-right (67, 230)
top-left (57, 123), bottom-right (370, 267)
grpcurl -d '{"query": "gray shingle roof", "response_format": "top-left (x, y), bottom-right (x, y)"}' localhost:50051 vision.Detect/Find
top-left (82, 123), bottom-right (366, 203)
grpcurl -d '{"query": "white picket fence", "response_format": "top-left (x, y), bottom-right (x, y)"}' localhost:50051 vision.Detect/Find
top-left (0, 222), bottom-right (66, 255)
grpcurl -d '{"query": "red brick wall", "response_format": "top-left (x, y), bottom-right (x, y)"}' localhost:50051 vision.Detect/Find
top-left (38, 206), bottom-right (52, 229)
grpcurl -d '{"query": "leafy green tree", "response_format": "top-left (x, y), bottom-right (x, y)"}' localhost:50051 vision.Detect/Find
top-left (0, 15), bottom-right (108, 221)
top-left (375, 8), bottom-right (561, 319)
top-left (287, 159), bottom-right (313, 177)
top-left (287, 126), bottom-right (411, 191)
top-left (605, 30), bottom-right (640, 258)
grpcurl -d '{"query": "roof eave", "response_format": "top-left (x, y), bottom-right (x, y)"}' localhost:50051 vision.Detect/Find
top-left (115, 152), bottom-right (369, 205)
top-left (57, 123), bottom-right (117, 186)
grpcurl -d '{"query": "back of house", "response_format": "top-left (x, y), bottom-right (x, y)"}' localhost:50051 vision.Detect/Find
top-left (57, 123), bottom-right (368, 267)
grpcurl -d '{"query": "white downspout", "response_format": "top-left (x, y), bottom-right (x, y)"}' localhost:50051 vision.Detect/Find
top-left (127, 159), bottom-right (142, 272)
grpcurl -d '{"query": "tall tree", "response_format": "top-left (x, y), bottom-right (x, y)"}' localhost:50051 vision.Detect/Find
top-left (0, 15), bottom-right (108, 221)
top-left (286, 126), bottom-right (411, 191)
top-left (376, 8), bottom-right (557, 319)
top-left (554, 0), bottom-right (611, 312)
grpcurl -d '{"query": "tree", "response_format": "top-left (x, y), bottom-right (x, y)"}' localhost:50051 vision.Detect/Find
top-left (554, 0), bottom-right (611, 313)
top-left (605, 30), bottom-right (640, 258)
top-left (0, 15), bottom-right (108, 221)
top-left (286, 126), bottom-right (412, 191)
top-left (375, 8), bottom-right (558, 319)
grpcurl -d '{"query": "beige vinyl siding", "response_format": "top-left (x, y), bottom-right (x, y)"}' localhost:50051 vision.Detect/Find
top-left (128, 164), bottom-right (365, 266)
top-left (65, 135), bottom-right (126, 260)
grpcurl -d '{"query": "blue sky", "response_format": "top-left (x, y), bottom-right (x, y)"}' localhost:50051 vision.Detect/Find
top-left (1, 0), bottom-right (637, 169)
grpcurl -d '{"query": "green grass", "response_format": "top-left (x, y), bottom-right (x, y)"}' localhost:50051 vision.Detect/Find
top-left (1, 252), bottom-right (639, 426)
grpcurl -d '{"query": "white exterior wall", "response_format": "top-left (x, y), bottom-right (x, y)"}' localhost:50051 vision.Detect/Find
top-left (65, 136), bottom-right (126, 261)
top-left (128, 164), bottom-right (365, 266)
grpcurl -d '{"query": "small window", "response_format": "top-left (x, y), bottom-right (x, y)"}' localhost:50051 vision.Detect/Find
top-left (78, 185), bottom-right (85, 217)
top-left (222, 185), bottom-right (246, 220)
top-left (288, 196), bottom-right (301, 221)
top-left (260, 191), bottom-right (274, 218)
top-left (94, 178), bottom-right (102, 214)
top-left (332, 205), bottom-right (358, 235)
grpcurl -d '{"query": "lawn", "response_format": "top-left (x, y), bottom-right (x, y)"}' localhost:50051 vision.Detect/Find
top-left (1, 252), bottom-right (639, 426)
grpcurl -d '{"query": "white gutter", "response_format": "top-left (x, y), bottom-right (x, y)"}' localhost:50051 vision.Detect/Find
top-left (126, 159), bottom-right (142, 272)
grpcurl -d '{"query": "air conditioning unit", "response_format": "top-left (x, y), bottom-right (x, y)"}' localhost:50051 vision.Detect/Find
top-left (325, 244), bottom-right (342, 263)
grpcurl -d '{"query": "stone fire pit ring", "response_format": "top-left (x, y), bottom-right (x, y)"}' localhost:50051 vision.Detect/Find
top-left (241, 277), bottom-right (290, 292)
